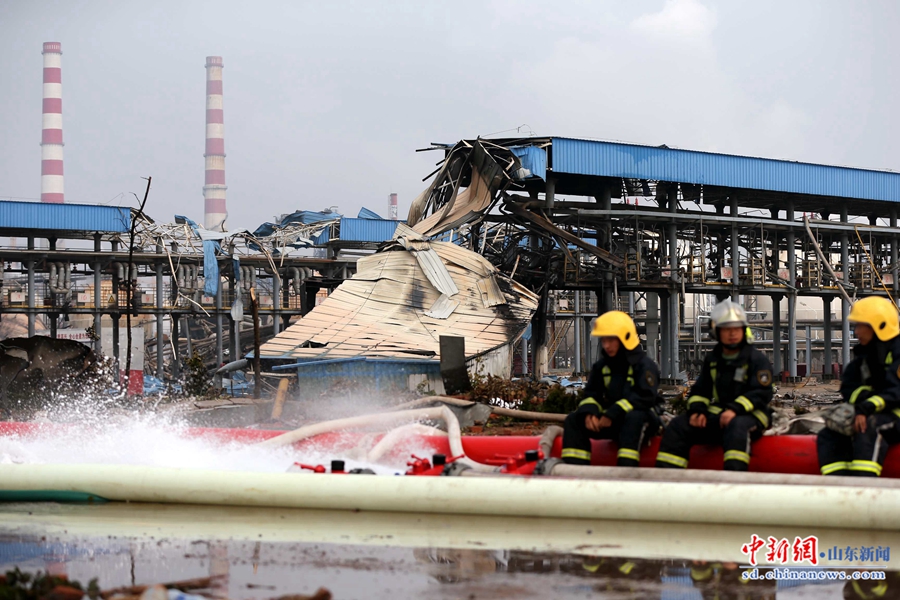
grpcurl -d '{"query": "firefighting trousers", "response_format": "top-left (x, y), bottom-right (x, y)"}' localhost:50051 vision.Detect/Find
top-left (817, 414), bottom-right (900, 477)
top-left (561, 409), bottom-right (657, 466)
top-left (655, 413), bottom-right (763, 471)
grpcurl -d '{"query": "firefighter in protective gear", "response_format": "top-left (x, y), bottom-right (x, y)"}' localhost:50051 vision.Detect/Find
top-left (818, 296), bottom-right (900, 477)
top-left (561, 311), bottom-right (662, 466)
top-left (655, 299), bottom-right (774, 471)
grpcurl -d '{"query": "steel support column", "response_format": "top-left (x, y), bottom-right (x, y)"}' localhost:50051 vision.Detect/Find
top-left (841, 207), bottom-right (851, 366)
top-left (545, 176), bottom-right (555, 210)
top-left (111, 241), bottom-right (119, 379)
top-left (229, 316), bottom-right (237, 364)
top-left (669, 188), bottom-right (680, 379)
top-left (823, 296), bottom-right (833, 379)
top-left (804, 325), bottom-right (812, 377)
top-left (602, 287), bottom-right (614, 314)
top-left (272, 270), bottom-right (281, 335)
top-left (892, 209), bottom-right (899, 304)
top-left (573, 290), bottom-right (581, 374)
top-left (26, 237), bottom-right (35, 336)
top-left (171, 315), bottom-right (181, 378)
top-left (156, 241), bottom-right (164, 379)
top-left (232, 282), bottom-right (241, 363)
top-left (597, 183), bottom-right (614, 316)
top-left (772, 294), bottom-right (781, 377)
top-left (660, 292), bottom-right (671, 379)
top-left (730, 197), bottom-right (740, 302)
top-left (786, 202), bottom-right (797, 378)
top-left (521, 337), bottom-right (529, 376)
top-left (647, 292), bottom-right (660, 368)
top-left (584, 316), bottom-right (594, 368)
top-left (215, 274), bottom-right (223, 368)
top-left (93, 234), bottom-right (102, 354)
top-left (26, 259), bottom-right (35, 337)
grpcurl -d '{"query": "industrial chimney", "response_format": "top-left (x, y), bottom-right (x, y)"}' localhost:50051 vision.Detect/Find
top-left (41, 42), bottom-right (64, 204)
top-left (203, 56), bottom-right (226, 231)
top-left (388, 193), bottom-right (398, 220)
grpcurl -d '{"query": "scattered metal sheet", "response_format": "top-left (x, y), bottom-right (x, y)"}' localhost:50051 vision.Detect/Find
top-left (505, 201), bottom-right (625, 268)
top-left (424, 293), bottom-right (460, 319)
top-left (401, 242), bottom-right (459, 297)
top-left (475, 276), bottom-right (505, 308)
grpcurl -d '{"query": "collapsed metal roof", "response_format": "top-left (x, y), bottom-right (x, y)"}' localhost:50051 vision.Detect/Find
top-left (259, 226), bottom-right (538, 361)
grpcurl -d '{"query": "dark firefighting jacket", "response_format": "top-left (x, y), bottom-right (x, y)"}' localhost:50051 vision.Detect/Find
top-left (686, 343), bottom-right (774, 428)
top-left (574, 347), bottom-right (661, 423)
top-left (841, 335), bottom-right (900, 419)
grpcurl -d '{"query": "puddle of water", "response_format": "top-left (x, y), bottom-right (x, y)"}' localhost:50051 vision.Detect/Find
top-left (4, 531), bottom-right (896, 599)
top-left (1, 503), bottom-right (898, 600)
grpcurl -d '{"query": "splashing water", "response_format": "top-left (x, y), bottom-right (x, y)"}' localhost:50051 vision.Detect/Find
top-left (0, 410), bottom-right (436, 475)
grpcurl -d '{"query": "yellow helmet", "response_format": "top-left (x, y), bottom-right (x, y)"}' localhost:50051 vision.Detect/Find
top-left (848, 297), bottom-right (900, 341)
top-left (591, 310), bottom-right (639, 350)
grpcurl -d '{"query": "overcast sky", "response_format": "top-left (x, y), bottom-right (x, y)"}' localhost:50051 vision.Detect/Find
top-left (2, 0), bottom-right (899, 230)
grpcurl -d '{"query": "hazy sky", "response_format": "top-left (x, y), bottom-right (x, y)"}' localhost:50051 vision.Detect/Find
top-left (2, 0), bottom-right (899, 230)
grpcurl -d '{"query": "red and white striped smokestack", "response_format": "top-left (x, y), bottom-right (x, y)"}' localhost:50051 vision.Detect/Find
top-left (41, 42), bottom-right (64, 204)
top-left (204, 56), bottom-right (226, 231)
top-left (389, 193), bottom-right (398, 220)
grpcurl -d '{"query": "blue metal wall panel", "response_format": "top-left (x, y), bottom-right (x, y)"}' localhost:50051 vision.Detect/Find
top-left (313, 229), bottom-right (330, 244)
top-left (511, 146), bottom-right (547, 180)
top-left (287, 358), bottom-right (440, 396)
top-left (337, 218), bottom-right (401, 242)
top-left (551, 137), bottom-right (900, 202)
top-left (0, 200), bottom-right (131, 232)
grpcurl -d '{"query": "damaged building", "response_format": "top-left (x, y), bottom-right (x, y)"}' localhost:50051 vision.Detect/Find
top-left (259, 226), bottom-right (538, 394)
top-left (265, 134), bottom-right (900, 388)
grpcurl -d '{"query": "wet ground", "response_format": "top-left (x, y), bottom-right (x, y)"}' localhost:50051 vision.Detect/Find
top-left (1, 502), bottom-right (899, 599)
top-left (0, 391), bottom-right (894, 599)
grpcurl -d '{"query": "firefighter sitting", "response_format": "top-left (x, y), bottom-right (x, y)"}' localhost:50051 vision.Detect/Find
top-left (818, 296), bottom-right (900, 477)
top-left (561, 311), bottom-right (662, 466)
top-left (655, 300), bottom-right (774, 471)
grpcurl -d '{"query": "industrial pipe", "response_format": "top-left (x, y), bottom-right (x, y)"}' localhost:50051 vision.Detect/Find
top-left (1, 464), bottom-right (899, 530)
top-left (48, 262), bottom-right (58, 293)
top-left (241, 266), bottom-right (256, 291)
top-left (290, 267), bottom-right (303, 294)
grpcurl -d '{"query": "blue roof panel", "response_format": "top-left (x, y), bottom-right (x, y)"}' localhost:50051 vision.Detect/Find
top-left (511, 146), bottom-right (547, 181)
top-left (335, 218), bottom-right (401, 242)
top-left (357, 207), bottom-right (385, 220)
top-left (0, 201), bottom-right (131, 232)
top-left (551, 137), bottom-right (900, 202)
